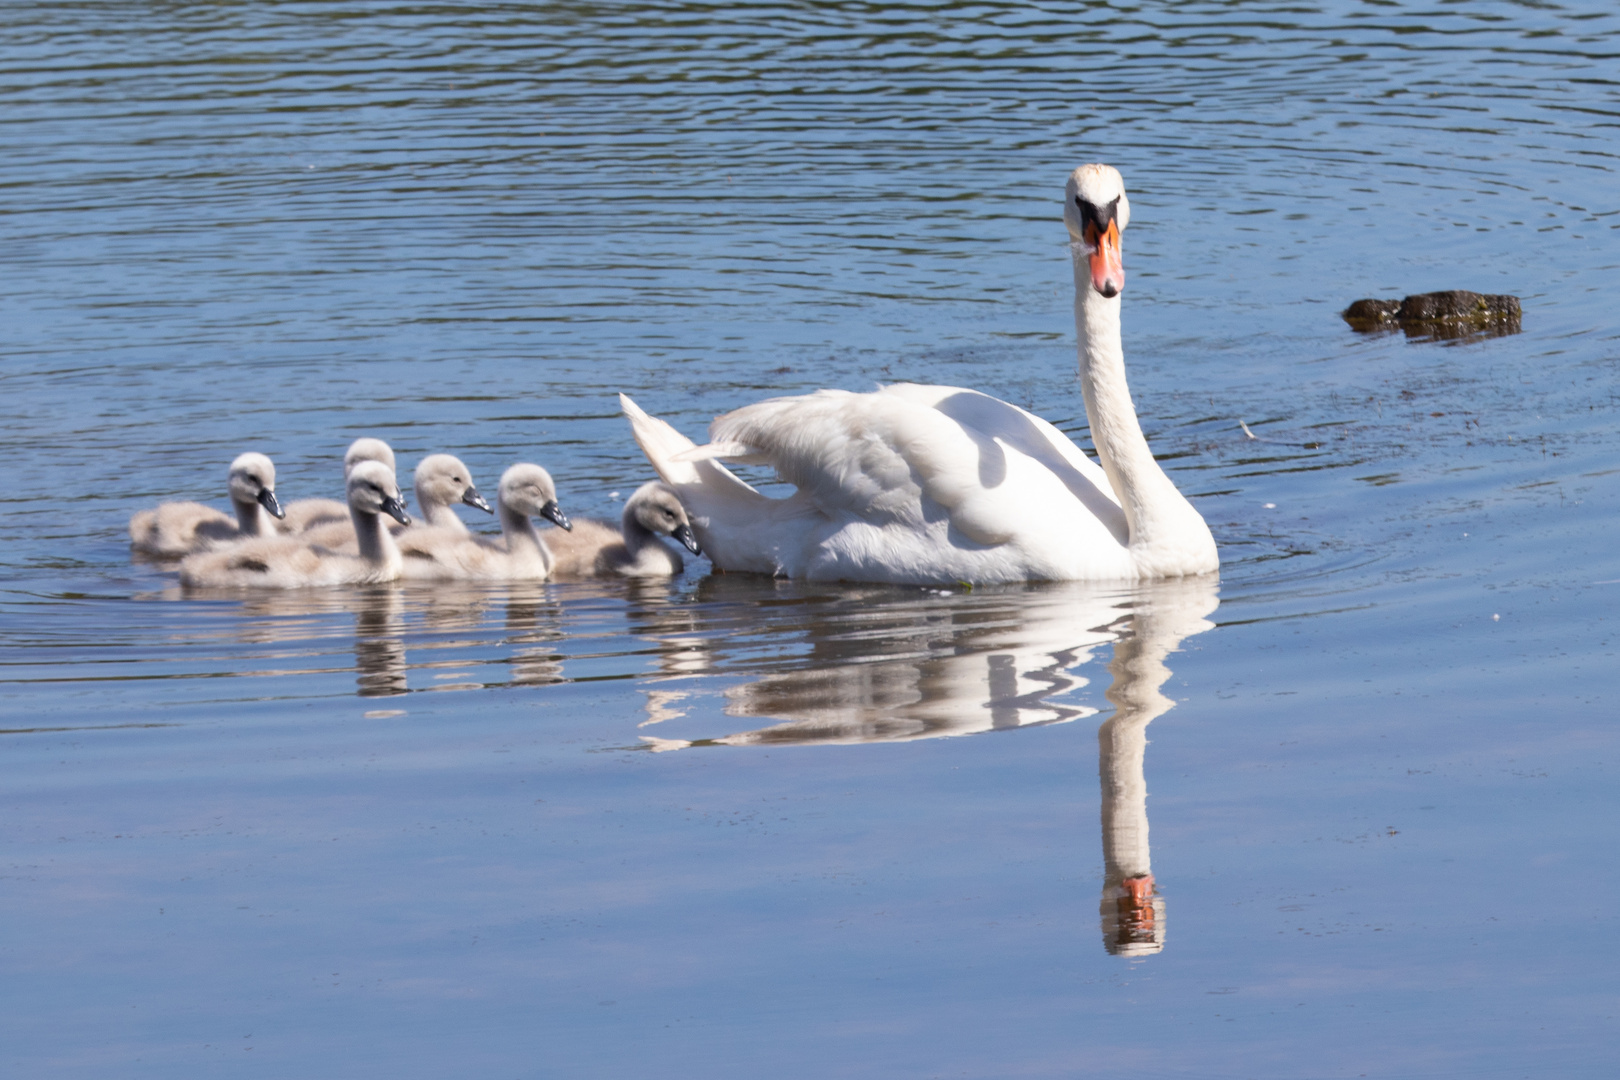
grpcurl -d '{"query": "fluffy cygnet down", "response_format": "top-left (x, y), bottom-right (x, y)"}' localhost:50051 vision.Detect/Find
top-left (546, 482), bottom-right (701, 578)
top-left (396, 463), bottom-right (571, 582)
top-left (129, 451), bottom-right (285, 558)
top-left (302, 452), bottom-right (490, 549)
top-left (280, 437), bottom-right (397, 533)
top-left (178, 461), bottom-right (413, 588)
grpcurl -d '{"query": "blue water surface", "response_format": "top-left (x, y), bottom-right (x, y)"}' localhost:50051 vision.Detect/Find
top-left (2, 2), bottom-right (1618, 1076)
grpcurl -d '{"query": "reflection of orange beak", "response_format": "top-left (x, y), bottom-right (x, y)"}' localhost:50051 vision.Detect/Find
top-left (1088, 219), bottom-right (1124, 297)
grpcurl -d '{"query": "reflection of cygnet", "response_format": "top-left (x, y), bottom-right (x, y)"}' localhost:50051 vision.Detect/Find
top-left (304, 453), bottom-right (491, 548)
top-left (129, 451), bottom-right (285, 557)
top-left (396, 463), bottom-right (571, 582)
top-left (178, 461), bottom-right (412, 588)
top-left (280, 437), bottom-right (396, 533)
top-left (547, 482), bottom-right (701, 578)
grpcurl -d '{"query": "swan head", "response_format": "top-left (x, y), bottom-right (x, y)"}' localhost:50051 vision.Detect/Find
top-left (1064, 164), bottom-right (1130, 298)
top-left (343, 437), bottom-right (397, 479)
top-left (627, 481), bottom-right (701, 555)
top-left (499, 463), bottom-right (572, 531)
top-left (347, 460), bottom-right (412, 526)
top-left (415, 453), bottom-right (492, 514)
top-left (226, 452), bottom-right (284, 519)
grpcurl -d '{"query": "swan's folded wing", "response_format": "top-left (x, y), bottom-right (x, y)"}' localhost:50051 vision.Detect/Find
top-left (708, 389), bottom-right (1033, 543)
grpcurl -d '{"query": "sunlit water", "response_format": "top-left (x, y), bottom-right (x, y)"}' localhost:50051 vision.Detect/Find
top-left (3, 2), bottom-right (1618, 1076)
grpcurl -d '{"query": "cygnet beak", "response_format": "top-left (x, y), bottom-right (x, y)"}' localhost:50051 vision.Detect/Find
top-left (672, 522), bottom-right (701, 555)
top-left (462, 486), bottom-right (493, 514)
top-left (1087, 219), bottom-right (1124, 298)
top-left (540, 500), bottom-right (572, 531)
top-left (381, 495), bottom-right (412, 527)
top-left (256, 488), bottom-right (286, 520)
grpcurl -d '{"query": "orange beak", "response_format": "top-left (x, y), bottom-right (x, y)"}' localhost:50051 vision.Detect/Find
top-left (1087, 219), bottom-right (1124, 298)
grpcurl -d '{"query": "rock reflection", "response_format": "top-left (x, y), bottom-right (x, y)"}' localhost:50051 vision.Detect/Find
top-left (636, 576), bottom-right (1218, 957)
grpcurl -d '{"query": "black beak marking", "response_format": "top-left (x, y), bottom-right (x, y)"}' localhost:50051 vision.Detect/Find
top-left (381, 495), bottom-right (412, 527)
top-left (462, 486), bottom-right (493, 514)
top-left (257, 488), bottom-right (286, 519)
top-left (540, 500), bottom-right (572, 532)
top-left (1075, 194), bottom-right (1120, 236)
top-left (672, 523), bottom-right (702, 555)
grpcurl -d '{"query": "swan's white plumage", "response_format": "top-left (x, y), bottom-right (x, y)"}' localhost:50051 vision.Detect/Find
top-left (623, 164), bottom-right (1217, 585)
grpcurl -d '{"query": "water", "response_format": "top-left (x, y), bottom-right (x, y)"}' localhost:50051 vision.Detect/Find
top-left (3, 1), bottom-right (1619, 1075)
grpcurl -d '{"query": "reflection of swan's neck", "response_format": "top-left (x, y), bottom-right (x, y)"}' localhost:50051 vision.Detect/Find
top-left (1072, 250), bottom-right (1205, 570)
top-left (1099, 623), bottom-right (1174, 884)
top-left (354, 591), bottom-right (406, 697)
top-left (1096, 611), bottom-right (1181, 956)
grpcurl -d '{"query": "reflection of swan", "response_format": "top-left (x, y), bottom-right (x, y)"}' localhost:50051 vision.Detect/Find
top-left (129, 452), bottom-right (285, 557)
top-left (637, 577), bottom-right (1215, 753)
top-left (353, 587), bottom-right (408, 697)
top-left (1094, 577), bottom-right (1217, 956)
top-left (622, 164), bottom-right (1217, 584)
top-left (503, 584), bottom-right (565, 686)
top-left (178, 461), bottom-right (412, 587)
top-left (630, 575), bottom-right (1215, 959)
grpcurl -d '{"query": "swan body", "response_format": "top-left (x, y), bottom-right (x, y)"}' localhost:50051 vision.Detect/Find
top-left (280, 437), bottom-right (396, 534)
top-left (178, 461), bottom-right (412, 588)
top-left (547, 481), bottom-right (702, 578)
top-left (622, 165), bottom-right (1217, 585)
top-left (129, 452), bottom-right (285, 558)
top-left (395, 463), bottom-right (572, 582)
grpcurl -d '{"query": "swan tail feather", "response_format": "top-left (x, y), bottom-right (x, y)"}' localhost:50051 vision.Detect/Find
top-left (670, 441), bottom-right (767, 464)
top-left (622, 394), bottom-right (803, 574)
top-left (620, 394), bottom-right (767, 507)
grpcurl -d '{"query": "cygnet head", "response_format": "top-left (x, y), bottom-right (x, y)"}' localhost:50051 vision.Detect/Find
top-left (227, 451), bottom-right (284, 519)
top-left (627, 481), bottom-right (701, 554)
top-left (343, 437), bottom-right (396, 478)
top-left (415, 453), bottom-right (492, 514)
top-left (498, 463), bottom-right (571, 531)
top-left (1063, 164), bottom-right (1130, 299)
top-left (347, 460), bottom-right (412, 525)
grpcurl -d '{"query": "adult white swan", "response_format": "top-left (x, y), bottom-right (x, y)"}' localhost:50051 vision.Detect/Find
top-left (622, 164), bottom-right (1218, 585)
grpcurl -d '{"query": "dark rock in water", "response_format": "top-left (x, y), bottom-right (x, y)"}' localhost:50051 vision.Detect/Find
top-left (1343, 290), bottom-right (1521, 341)
top-left (1343, 298), bottom-right (1402, 326)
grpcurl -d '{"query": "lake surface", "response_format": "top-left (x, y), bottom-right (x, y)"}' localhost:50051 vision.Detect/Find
top-left (3, 2), bottom-right (1619, 1076)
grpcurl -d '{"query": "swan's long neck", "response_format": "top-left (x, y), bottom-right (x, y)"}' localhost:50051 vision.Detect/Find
top-left (620, 506), bottom-right (653, 557)
top-left (1072, 248), bottom-right (1213, 575)
top-left (351, 506), bottom-right (401, 570)
top-left (232, 496), bottom-right (274, 537)
top-left (416, 485), bottom-right (469, 532)
top-left (500, 503), bottom-right (554, 576)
